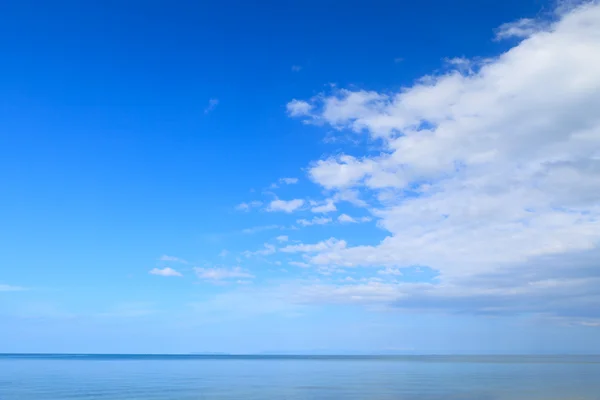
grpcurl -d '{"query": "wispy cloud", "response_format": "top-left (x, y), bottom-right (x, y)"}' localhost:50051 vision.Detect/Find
top-left (266, 198), bottom-right (305, 213)
top-left (269, 177), bottom-right (299, 189)
top-left (0, 284), bottom-right (25, 292)
top-left (297, 216), bottom-right (332, 227)
top-left (280, 177), bottom-right (298, 185)
top-left (280, 238), bottom-right (346, 253)
top-left (241, 224), bottom-right (281, 234)
top-left (494, 17), bottom-right (546, 40)
top-left (289, 261), bottom-right (310, 268)
top-left (149, 267), bottom-right (182, 277)
top-left (276, 235), bottom-right (289, 242)
top-left (310, 199), bottom-right (337, 213)
top-left (291, 65), bottom-right (302, 72)
top-left (204, 98), bottom-right (219, 114)
top-left (194, 267), bottom-right (254, 283)
top-left (235, 200), bottom-right (262, 211)
top-left (337, 214), bottom-right (371, 223)
top-left (159, 255), bottom-right (188, 264)
top-left (242, 243), bottom-right (276, 258)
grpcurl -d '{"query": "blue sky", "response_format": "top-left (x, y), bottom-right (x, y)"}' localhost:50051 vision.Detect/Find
top-left (2, 0), bottom-right (600, 354)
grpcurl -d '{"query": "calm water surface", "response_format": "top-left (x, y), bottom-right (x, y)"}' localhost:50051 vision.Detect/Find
top-left (1, 354), bottom-right (599, 400)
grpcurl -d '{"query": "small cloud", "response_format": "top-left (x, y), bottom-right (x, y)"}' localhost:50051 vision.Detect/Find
top-left (269, 177), bottom-right (298, 189)
top-left (311, 199), bottom-right (337, 213)
top-left (149, 267), bottom-right (183, 277)
top-left (280, 177), bottom-right (298, 185)
top-left (194, 266), bottom-right (254, 282)
top-left (378, 267), bottom-right (403, 276)
top-left (0, 284), bottom-right (25, 292)
top-left (243, 243), bottom-right (276, 258)
top-left (289, 261), bottom-right (310, 268)
top-left (276, 235), bottom-right (289, 242)
top-left (297, 216), bottom-right (332, 227)
top-left (494, 18), bottom-right (545, 40)
top-left (291, 65), bottom-right (302, 72)
top-left (337, 214), bottom-right (372, 223)
top-left (219, 250), bottom-right (229, 257)
top-left (204, 98), bottom-right (219, 114)
top-left (394, 57), bottom-right (404, 63)
top-left (235, 200), bottom-right (262, 212)
top-left (242, 224), bottom-right (281, 234)
top-left (286, 99), bottom-right (313, 117)
top-left (338, 214), bottom-right (356, 223)
top-left (266, 198), bottom-right (305, 213)
top-left (159, 255), bottom-right (188, 264)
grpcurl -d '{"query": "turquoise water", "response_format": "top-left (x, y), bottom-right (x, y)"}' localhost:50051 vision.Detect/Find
top-left (1, 355), bottom-right (599, 399)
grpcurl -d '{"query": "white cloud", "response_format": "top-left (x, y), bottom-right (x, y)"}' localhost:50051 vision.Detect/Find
top-left (149, 267), bottom-right (183, 277)
top-left (289, 261), bottom-right (311, 268)
top-left (338, 214), bottom-right (372, 223)
top-left (333, 189), bottom-right (369, 207)
top-left (159, 255), bottom-right (188, 264)
top-left (494, 18), bottom-right (546, 40)
top-left (280, 238), bottom-right (347, 253)
top-left (297, 216), bottom-right (332, 227)
top-left (204, 98), bottom-right (219, 114)
top-left (266, 198), bottom-right (305, 213)
top-left (276, 235), bottom-right (289, 242)
top-left (0, 284), bottom-right (24, 292)
top-left (292, 65), bottom-right (302, 72)
top-left (219, 250), bottom-right (229, 257)
top-left (286, 99), bottom-right (313, 117)
top-left (285, 3), bottom-right (600, 320)
top-left (269, 177), bottom-right (299, 189)
top-left (280, 177), bottom-right (298, 185)
top-left (194, 267), bottom-right (254, 282)
top-left (235, 200), bottom-right (262, 211)
top-left (337, 214), bottom-right (355, 223)
top-left (377, 267), bottom-right (403, 276)
top-left (311, 198), bottom-right (337, 213)
top-left (243, 243), bottom-right (276, 258)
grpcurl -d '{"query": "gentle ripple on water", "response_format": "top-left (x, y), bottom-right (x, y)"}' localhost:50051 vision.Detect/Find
top-left (0, 355), bottom-right (599, 400)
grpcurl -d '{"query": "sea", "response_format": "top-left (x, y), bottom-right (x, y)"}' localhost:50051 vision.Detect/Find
top-left (0, 354), bottom-right (599, 400)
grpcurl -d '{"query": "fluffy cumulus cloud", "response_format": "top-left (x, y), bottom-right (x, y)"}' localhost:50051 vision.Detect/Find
top-left (286, 99), bottom-right (312, 117)
top-left (266, 198), bottom-right (305, 213)
top-left (149, 267), bottom-right (183, 277)
top-left (284, 3), bottom-right (600, 323)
